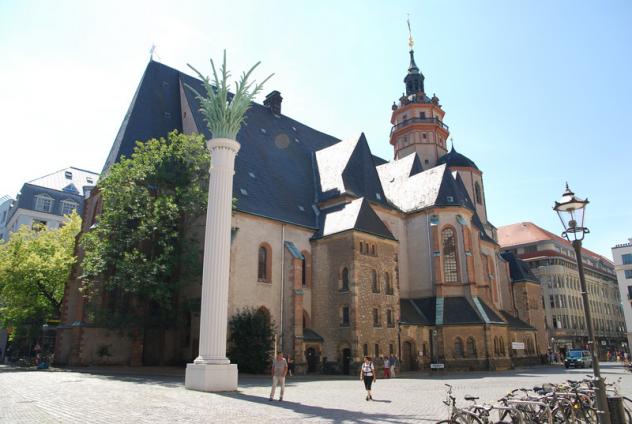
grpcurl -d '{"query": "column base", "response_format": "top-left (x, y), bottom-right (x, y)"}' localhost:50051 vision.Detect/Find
top-left (185, 362), bottom-right (238, 392)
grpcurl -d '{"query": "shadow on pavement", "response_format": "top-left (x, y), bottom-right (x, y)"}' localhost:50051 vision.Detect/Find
top-left (219, 392), bottom-right (431, 423)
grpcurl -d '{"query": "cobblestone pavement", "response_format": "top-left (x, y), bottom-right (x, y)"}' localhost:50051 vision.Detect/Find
top-left (1, 363), bottom-right (631, 423)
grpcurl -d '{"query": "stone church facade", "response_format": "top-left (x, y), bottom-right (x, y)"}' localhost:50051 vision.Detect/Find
top-left (56, 45), bottom-right (544, 372)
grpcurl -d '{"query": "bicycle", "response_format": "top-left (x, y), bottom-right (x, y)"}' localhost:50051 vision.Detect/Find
top-left (437, 384), bottom-right (484, 424)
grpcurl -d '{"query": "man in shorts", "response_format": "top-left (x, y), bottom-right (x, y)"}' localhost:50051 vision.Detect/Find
top-left (269, 352), bottom-right (288, 401)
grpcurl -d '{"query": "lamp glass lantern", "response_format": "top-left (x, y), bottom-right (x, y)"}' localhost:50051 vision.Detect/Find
top-left (553, 183), bottom-right (589, 241)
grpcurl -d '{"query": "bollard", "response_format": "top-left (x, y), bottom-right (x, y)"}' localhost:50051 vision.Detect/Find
top-left (607, 396), bottom-right (626, 424)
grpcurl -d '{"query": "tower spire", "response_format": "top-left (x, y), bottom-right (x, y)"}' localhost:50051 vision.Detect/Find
top-left (404, 15), bottom-right (424, 95)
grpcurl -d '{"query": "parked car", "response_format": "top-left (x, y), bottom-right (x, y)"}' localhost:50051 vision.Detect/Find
top-left (564, 350), bottom-right (592, 368)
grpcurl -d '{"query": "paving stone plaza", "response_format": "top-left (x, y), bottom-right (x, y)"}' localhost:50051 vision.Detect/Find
top-left (2, 363), bottom-right (631, 423)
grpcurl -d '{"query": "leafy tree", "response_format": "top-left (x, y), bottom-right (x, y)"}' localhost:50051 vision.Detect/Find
top-left (80, 131), bottom-right (210, 330)
top-left (228, 308), bottom-right (275, 374)
top-left (0, 212), bottom-right (81, 341)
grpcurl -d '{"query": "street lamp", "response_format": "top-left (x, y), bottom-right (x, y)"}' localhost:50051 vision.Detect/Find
top-left (553, 183), bottom-right (611, 424)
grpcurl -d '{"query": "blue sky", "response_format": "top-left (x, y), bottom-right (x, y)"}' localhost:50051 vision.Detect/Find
top-left (1, 0), bottom-right (630, 257)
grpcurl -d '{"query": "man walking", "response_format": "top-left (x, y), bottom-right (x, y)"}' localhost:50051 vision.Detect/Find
top-left (269, 352), bottom-right (288, 401)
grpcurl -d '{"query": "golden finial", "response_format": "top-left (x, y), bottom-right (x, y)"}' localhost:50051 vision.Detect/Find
top-left (407, 14), bottom-right (414, 50)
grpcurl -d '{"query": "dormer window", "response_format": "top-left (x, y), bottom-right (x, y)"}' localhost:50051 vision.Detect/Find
top-left (60, 200), bottom-right (78, 215)
top-left (34, 194), bottom-right (54, 212)
top-left (446, 196), bottom-right (454, 203)
top-left (86, 177), bottom-right (94, 184)
top-left (64, 171), bottom-right (73, 179)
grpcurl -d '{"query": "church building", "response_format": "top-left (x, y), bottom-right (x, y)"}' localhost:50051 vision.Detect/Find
top-left (56, 38), bottom-right (544, 372)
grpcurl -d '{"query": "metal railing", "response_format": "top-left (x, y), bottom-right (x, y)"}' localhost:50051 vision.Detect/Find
top-left (390, 116), bottom-right (449, 134)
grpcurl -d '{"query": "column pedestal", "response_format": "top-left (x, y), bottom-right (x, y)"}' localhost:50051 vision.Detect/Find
top-left (185, 137), bottom-right (240, 392)
top-left (185, 363), bottom-right (238, 392)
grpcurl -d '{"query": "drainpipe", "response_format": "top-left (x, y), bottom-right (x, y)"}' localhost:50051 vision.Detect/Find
top-left (280, 224), bottom-right (286, 353)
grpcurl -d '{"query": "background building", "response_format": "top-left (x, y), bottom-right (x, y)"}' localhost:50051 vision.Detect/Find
top-left (0, 195), bottom-right (13, 241)
top-left (499, 222), bottom-right (626, 357)
top-left (4, 167), bottom-right (98, 237)
top-left (612, 239), bottom-right (632, 351)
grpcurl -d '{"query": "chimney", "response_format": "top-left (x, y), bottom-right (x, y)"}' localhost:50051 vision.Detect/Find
top-left (264, 90), bottom-right (283, 115)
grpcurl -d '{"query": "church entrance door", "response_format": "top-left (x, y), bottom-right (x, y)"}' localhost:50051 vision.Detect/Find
top-left (342, 348), bottom-right (351, 375)
top-left (306, 347), bottom-right (318, 372)
top-left (402, 341), bottom-right (414, 371)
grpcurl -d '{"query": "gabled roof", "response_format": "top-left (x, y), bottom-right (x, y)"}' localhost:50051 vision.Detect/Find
top-left (500, 251), bottom-right (539, 283)
top-left (437, 146), bottom-right (479, 170)
top-left (378, 163), bottom-right (470, 213)
top-left (498, 222), bottom-right (612, 265)
top-left (499, 311), bottom-right (535, 330)
top-left (313, 198), bottom-right (396, 240)
top-left (28, 167), bottom-right (98, 197)
top-left (403, 296), bottom-right (507, 326)
top-left (104, 60), bottom-right (341, 229)
top-left (315, 133), bottom-right (387, 205)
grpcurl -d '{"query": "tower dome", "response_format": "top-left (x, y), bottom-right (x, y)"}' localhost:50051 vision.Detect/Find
top-left (436, 146), bottom-right (479, 170)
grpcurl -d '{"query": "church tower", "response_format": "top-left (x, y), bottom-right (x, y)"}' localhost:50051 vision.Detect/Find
top-left (389, 27), bottom-right (450, 167)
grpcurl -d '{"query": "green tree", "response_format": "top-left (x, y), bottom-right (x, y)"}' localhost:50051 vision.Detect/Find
top-left (80, 131), bottom-right (210, 331)
top-left (227, 308), bottom-right (275, 373)
top-left (0, 212), bottom-right (81, 341)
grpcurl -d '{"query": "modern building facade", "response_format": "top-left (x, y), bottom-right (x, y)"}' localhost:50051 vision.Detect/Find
top-left (4, 167), bottom-right (98, 237)
top-left (612, 239), bottom-right (632, 351)
top-left (57, 41), bottom-right (545, 372)
top-left (499, 222), bottom-right (626, 356)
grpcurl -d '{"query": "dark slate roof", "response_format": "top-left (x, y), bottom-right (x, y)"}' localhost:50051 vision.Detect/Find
top-left (312, 198), bottom-right (396, 240)
top-left (303, 328), bottom-right (324, 342)
top-left (501, 252), bottom-right (539, 283)
top-left (437, 146), bottom-right (479, 170)
top-left (404, 296), bottom-right (507, 326)
top-left (105, 60), bottom-right (341, 229)
top-left (103, 60), bottom-right (184, 172)
top-left (443, 297), bottom-right (484, 324)
top-left (475, 297), bottom-right (505, 323)
top-left (315, 133), bottom-right (388, 206)
top-left (7, 183), bottom-right (86, 223)
top-left (500, 311), bottom-right (535, 330)
top-left (399, 299), bottom-right (431, 325)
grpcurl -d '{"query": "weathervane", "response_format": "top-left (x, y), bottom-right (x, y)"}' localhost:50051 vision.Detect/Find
top-left (150, 44), bottom-right (155, 61)
top-left (407, 14), bottom-right (414, 50)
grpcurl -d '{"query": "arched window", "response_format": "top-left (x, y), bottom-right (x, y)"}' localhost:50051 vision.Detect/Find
top-left (371, 269), bottom-right (379, 293)
top-left (499, 337), bottom-right (506, 356)
top-left (494, 337), bottom-right (499, 356)
top-left (371, 244), bottom-right (376, 256)
top-left (341, 267), bottom-right (350, 291)
top-left (442, 227), bottom-right (459, 283)
top-left (454, 337), bottom-right (464, 357)
top-left (385, 272), bottom-right (393, 295)
top-left (466, 337), bottom-right (477, 357)
top-left (258, 243), bottom-right (271, 282)
top-left (359, 241), bottom-right (365, 254)
top-left (474, 182), bottom-right (482, 205)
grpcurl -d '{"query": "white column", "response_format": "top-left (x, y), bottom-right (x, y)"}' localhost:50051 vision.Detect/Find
top-left (185, 137), bottom-right (240, 392)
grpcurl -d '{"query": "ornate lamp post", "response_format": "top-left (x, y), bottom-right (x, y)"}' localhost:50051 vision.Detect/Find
top-left (553, 183), bottom-right (611, 424)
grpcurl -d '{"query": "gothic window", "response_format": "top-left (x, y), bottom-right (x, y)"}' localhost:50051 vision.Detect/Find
top-left (494, 337), bottom-right (499, 356)
top-left (301, 251), bottom-right (312, 287)
top-left (373, 308), bottom-right (380, 327)
top-left (341, 267), bottom-right (350, 291)
top-left (474, 182), bottom-right (482, 205)
top-left (385, 272), bottom-right (393, 295)
top-left (454, 337), bottom-right (464, 357)
top-left (258, 243), bottom-right (271, 282)
top-left (371, 244), bottom-right (376, 256)
top-left (466, 337), bottom-right (477, 357)
top-left (371, 270), bottom-right (379, 293)
top-left (442, 227), bottom-right (459, 283)
top-left (386, 309), bottom-right (394, 327)
top-left (341, 306), bottom-right (350, 326)
top-left (500, 337), bottom-right (506, 355)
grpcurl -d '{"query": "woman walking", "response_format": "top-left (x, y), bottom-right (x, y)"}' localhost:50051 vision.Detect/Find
top-left (360, 356), bottom-right (376, 401)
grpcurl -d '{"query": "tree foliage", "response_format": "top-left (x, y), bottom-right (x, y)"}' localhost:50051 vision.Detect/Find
top-left (0, 213), bottom-right (81, 339)
top-left (228, 308), bottom-right (275, 374)
top-left (80, 131), bottom-right (210, 329)
top-left (186, 50), bottom-right (273, 140)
